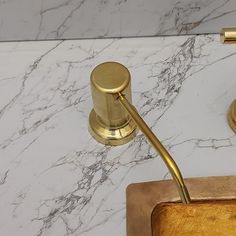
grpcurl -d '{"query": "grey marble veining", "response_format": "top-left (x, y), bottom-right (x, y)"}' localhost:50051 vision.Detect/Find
top-left (0, 35), bottom-right (236, 235)
top-left (0, 0), bottom-right (236, 41)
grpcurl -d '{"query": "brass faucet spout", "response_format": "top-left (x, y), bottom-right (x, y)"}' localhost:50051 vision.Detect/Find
top-left (117, 93), bottom-right (191, 204)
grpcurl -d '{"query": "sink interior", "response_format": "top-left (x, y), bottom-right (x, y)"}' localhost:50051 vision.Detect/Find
top-left (126, 176), bottom-right (236, 236)
top-left (152, 200), bottom-right (236, 236)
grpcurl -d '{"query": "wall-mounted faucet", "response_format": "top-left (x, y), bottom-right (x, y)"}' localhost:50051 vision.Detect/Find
top-left (221, 28), bottom-right (236, 44)
top-left (88, 62), bottom-right (191, 204)
top-left (221, 28), bottom-right (236, 133)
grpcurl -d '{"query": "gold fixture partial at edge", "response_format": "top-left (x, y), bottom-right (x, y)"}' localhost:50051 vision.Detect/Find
top-left (220, 28), bottom-right (236, 44)
top-left (228, 100), bottom-right (236, 132)
top-left (221, 28), bottom-right (236, 133)
top-left (89, 62), bottom-right (191, 204)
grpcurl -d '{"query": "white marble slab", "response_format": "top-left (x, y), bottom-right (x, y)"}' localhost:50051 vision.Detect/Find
top-left (0, 0), bottom-right (236, 41)
top-left (0, 34), bottom-right (236, 235)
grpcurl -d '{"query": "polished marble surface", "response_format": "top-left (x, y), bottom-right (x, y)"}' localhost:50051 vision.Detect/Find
top-left (0, 34), bottom-right (236, 235)
top-left (1, 0), bottom-right (236, 41)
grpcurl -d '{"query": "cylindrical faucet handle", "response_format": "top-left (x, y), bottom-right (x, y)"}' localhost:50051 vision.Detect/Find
top-left (221, 28), bottom-right (236, 44)
top-left (90, 62), bottom-right (132, 126)
top-left (89, 62), bottom-right (137, 145)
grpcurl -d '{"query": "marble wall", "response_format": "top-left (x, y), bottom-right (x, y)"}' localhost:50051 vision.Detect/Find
top-left (0, 0), bottom-right (236, 41)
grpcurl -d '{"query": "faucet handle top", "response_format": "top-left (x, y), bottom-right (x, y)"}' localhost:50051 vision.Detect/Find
top-left (90, 61), bottom-right (131, 94)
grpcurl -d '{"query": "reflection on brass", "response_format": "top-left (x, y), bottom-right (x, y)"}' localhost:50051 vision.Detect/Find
top-left (228, 100), bottom-right (236, 133)
top-left (89, 62), bottom-right (190, 204)
top-left (152, 200), bottom-right (236, 236)
top-left (220, 28), bottom-right (236, 44)
top-left (126, 176), bottom-right (236, 236)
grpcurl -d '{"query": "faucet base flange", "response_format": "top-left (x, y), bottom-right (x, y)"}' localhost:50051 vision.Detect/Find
top-left (88, 109), bottom-right (137, 146)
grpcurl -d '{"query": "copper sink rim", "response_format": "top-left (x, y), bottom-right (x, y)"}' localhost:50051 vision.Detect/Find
top-left (126, 175), bottom-right (236, 236)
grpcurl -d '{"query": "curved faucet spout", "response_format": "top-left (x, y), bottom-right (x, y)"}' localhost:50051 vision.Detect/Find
top-left (89, 61), bottom-right (191, 204)
top-left (117, 93), bottom-right (191, 204)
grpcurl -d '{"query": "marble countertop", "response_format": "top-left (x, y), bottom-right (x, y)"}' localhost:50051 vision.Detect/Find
top-left (0, 34), bottom-right (236, 236)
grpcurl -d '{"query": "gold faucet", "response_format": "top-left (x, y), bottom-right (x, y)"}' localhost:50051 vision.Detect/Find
top-left (221, 28), bottom-right (236, 132)
top-left (89, 62), bottom-right (191, 204)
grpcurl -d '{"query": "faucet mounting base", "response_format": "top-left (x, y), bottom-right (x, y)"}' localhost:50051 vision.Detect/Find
top-left (89, 109), bottom-right (137, 146)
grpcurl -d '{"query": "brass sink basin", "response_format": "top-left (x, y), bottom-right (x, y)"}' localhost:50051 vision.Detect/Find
top-left (152, 200), bottom-right (236, 236)
top-left (126, 176), bottom-right (236, 236)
